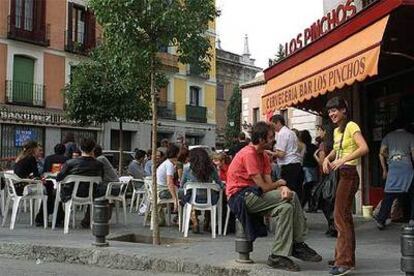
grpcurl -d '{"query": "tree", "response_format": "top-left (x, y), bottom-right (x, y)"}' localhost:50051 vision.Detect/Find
top-left (225, 85), bottom-right (242, 148)
top-left (274, 43), bottom-right (286, 63)
top-left (89, 0), bottom-right (218, 245)
top-left (64, 42), bottom-right (152, 173)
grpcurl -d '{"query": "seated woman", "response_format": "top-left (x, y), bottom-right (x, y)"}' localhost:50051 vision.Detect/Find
top-left (13, 140), bottom-right (41, 195)
top-left (180, 148), bottom-right (223, 233)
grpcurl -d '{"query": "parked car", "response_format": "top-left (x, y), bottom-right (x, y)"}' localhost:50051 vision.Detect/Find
top-left (102, 150), bottom-right (135, 175)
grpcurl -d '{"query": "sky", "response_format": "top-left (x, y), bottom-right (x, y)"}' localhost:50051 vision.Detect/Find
top-left (216, 0), bottom-right (324, 69)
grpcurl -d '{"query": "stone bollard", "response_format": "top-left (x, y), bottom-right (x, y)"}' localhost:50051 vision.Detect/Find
top-left (401, 226), bottom-right (414, 276)
top-left (92, 198), bottom-right (110, 247)
top-left (235, 219), bottom-right (253, 263)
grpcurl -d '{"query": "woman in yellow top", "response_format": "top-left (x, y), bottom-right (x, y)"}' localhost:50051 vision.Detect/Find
top-left (322, 97), bottom-right (369, 276)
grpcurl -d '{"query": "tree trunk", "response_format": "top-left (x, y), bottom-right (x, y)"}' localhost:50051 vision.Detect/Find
top-left (118, 120), bottom-right (124, 175)
top-left (150, 56), bottom-right (160, 245)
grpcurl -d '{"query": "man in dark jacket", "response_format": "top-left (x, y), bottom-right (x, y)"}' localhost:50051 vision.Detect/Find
top-left (35, 143), bottom-right (69, 226)
top-left (57, 138), bottom-right (103, 228)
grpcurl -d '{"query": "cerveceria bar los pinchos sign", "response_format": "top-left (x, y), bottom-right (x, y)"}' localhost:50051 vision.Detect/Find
top-left (284, 0), bottom-right (358, 57)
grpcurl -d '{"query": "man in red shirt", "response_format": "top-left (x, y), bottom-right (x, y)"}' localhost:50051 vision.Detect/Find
top-left (227, 121), bottom-right (321, 272)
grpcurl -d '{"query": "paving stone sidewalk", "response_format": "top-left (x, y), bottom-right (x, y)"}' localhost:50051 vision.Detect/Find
top-left (0, 210), bottom-right (405, 275)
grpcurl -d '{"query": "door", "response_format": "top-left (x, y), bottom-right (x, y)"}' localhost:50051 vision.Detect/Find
top-left (13, 55), bottom-right (35, 104)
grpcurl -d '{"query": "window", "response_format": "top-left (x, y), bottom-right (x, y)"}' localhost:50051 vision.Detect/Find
top-left (253, 108), bottom-right (260, 124)
top-left (0, 124), bottom-right (44, 159)
top-left (66, 2), bottom-right (96, 54)
top-left (217, 83), bottom-right (224, 101)
top-left (71, 5), bottom-right (86, 45)
top-left (189, 86), bottom-right (201, 106)
top-left (15, 0), bottom-right (33, 31)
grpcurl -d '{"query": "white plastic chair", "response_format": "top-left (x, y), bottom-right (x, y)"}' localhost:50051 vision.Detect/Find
top-left (104, 176), bottom-right (132, 224)
top-left (182, 182), bottom-right (222, 238)
top-left (129, 178), bottom-right (146, 213)
top-left (143, 177), bottom-right (182, 230)
top-left (1, 172), bottom-right (47, 230)
top-left (55, 175), bottom-right (102, 234)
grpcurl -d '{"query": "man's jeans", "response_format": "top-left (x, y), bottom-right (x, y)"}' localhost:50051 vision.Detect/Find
top-left (244, 189), bottom-right (308, 256)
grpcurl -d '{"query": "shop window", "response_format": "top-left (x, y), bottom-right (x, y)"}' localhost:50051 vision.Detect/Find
top-left (61, 129), bottom-right (97, 146)
top-left (111, 130), bottom-right (132, 151)
top-left (186, 135), bottom-right (201, 146)
top-left (0, 124), bottom-right (44, 159)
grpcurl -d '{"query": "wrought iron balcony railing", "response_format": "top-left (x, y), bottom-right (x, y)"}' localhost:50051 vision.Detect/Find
top-left (186, 105), bottom-right (207, 123)
top-left (5, 80), bottom-right (45, 107)
top-left (158, 101), bottom-right (176, 120)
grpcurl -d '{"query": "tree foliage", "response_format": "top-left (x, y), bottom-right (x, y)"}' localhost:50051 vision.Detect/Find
top-left (87, 0), bottom-right (218, 244)
top-left (64, 43), bottom-right (152, 125)
top-left (225, 85), bottom-right (242, 147)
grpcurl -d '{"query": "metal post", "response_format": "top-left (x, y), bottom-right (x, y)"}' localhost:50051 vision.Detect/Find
top-left (235, 219), bottom-right (253, 263)
top-left (401, 226), bottom-right (414, 275)
top-left (92, 199), bottom-right (110, 247)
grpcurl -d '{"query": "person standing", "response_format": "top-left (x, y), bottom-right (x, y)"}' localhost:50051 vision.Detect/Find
top-left (299, 130), bottom-right (319, 211)
top-left (323, 97), bottom-right (369, 275)
top-left (313, 123), bottom-right (337, 237)
top-left (228, 132), bottom-right (248, 158)
top-left (376, 117), bottom-right (414, 229)
top-left (268, 115), bottom-right (304, 201)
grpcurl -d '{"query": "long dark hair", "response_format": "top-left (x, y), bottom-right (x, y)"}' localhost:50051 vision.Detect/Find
top-left (326, 96), bottom-right (349, 132)
top-left (189, 148), bottom-right (216, 182)
top-left (320, 123), bottom-right (334, 153)
top-left (16, 140), bottom-right (38, 163)
top-left (299, 130), bottom-right (312, 146)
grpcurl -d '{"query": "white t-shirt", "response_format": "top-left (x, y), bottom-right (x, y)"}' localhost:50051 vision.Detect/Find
top-left (274, 126), bottom-right (302, 165)
top-left (156, 159), bottom-right (175, 187)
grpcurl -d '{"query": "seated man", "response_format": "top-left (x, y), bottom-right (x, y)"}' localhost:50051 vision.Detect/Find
top-left (35, 143), bottom-right (69, 226)
top-left (128, 150), bottom-right (147, 179)
top-left (57, 138), bottom-right (103, 228)
top-left (226, 121), bottom-right (322, 272)
top-left (156, 144), bottom-right (180, 225)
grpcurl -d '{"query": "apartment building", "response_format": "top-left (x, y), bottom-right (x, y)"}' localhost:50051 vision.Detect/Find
top-left (0, 0), bottom-right (101, 160)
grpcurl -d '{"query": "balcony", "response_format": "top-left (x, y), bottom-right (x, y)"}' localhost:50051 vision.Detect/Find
top-left (157, 101), bottom-right (176, 120)
top-left (7, 15), bottom-right (50, 46)
top-left (5, 80), bottom-right (45, 107)
top-left (186, 105), bottom-right (207, 123)
top-left (187, 64), bottom-right (209, 79)
top-left (65, 30), bottom-right (94, 55)
top-left (156, 52), bottom-right (179, 72)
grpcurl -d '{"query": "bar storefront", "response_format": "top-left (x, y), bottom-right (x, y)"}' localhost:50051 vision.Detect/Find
top-left (262, 0), bottom-right (414, 212)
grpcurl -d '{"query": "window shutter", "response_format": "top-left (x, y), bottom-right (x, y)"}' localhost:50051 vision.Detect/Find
top-left (67, 2), bottom-right (73, 47)
top-left (10, 0), bottom-right (16, 26)
top-left (85, 10), bottom-right (96, 50)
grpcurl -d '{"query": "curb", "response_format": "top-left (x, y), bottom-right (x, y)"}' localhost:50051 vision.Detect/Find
top-left (0, 242), bottom-right (250, 276)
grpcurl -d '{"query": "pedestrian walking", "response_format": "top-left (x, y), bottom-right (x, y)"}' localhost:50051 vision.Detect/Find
top-left (376, 117), bottom-right (414, 229)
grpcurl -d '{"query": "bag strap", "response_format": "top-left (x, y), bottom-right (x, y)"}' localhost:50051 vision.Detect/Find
top-left (337, 122), bottom-right (349, 160)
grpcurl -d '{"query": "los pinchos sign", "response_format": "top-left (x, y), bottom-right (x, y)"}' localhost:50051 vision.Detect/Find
top-left (284, 0), bottom-right (359, 57)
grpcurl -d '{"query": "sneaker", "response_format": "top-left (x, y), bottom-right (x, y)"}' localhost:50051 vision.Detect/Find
top-left (267, 255), bottom-right (300, 272)
top-left (329, 266), bottom-right (353, 275)
top-left (375, 218), bottom-right (385, 230)
top-left (292, 242), bottom-right (322, 262)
